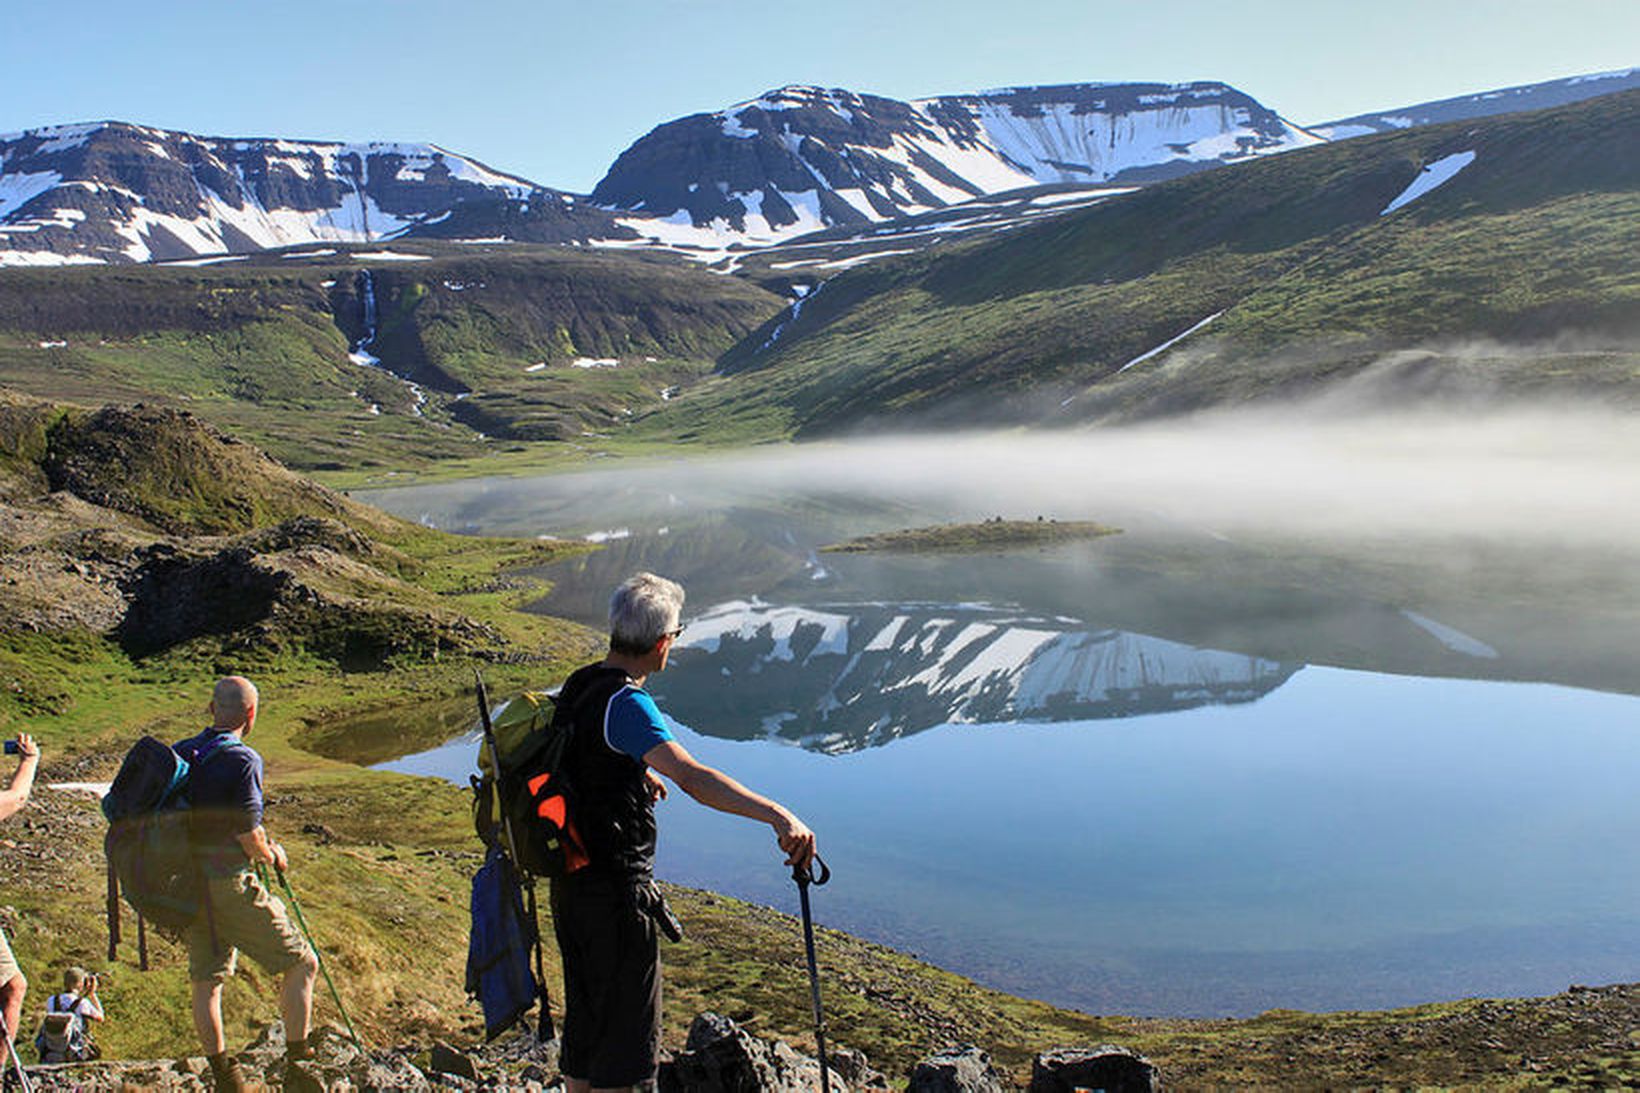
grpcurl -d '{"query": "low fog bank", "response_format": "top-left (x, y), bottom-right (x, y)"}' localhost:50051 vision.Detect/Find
top-left (364, 404), bottom-right (1638, 554)
top-left (666, 405), bottom-right (1640, 552)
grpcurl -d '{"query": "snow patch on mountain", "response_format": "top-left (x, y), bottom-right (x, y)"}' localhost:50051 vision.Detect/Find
top-left (0, 171), bottom-right (63, 219)
top-left (1380, 151), bottom-right (1476, 215)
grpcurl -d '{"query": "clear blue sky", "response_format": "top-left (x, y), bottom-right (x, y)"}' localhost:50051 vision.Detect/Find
top-left (4, 0), bottom-right (1635, 192)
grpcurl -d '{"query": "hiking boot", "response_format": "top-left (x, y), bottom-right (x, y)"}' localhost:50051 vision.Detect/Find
top-left (209, 1057), bottom-right (251, 1092)
top-left (282, 1057), bottom-right (326, 1093)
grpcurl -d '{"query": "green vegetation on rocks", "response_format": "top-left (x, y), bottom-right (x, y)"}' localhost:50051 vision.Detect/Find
top-left (823, 517), bottom-right (1121, 554)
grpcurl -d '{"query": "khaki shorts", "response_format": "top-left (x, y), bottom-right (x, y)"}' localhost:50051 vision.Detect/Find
top-left (0, 923), bottom-right (18, 987)
top-left (186, 869), bottom-right (310, 983)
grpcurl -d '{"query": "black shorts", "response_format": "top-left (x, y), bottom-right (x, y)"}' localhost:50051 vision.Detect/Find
top-left (550, 872), bottom-right (660, 1086)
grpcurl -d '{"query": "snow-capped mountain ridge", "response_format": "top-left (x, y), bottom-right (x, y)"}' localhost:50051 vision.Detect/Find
top-left (590, 80), bottom-right (1321, 250)
top-left (1310, 67), bottom-right (1640, 139)
top-left (0, 121), bottom-right (609, 266)
top-left (5, 68), bottom-right (1632, 267)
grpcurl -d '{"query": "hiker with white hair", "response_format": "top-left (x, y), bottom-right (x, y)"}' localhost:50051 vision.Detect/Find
top-left (550, 572), bottom-right (818, 1091)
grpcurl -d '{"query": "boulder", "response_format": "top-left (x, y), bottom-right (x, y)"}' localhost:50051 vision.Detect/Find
top-left (908, 1045), bottom-right (1007, 1093)
top-left (1029, 1045), bottom-right (1161, 1093)
top-left (828, 1045), bottom-right (891, 1089)
top-left (659, 1012), bottom-right (838, 1092)
top-left (430, 1040), bottom-right (481, 1081)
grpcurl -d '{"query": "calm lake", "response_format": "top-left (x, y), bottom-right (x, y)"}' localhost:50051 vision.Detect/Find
top-left (356, 427), bottom-right (1640, 1018)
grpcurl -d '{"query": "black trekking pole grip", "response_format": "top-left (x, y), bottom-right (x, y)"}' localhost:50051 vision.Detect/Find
top-left (792, 852), bottom-right (831, 887)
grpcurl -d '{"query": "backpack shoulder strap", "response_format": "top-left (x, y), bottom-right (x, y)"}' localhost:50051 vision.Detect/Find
top-left (554, 666), bottom-right (634, 728)
top-left (191, 735), bottom-right (251, 768)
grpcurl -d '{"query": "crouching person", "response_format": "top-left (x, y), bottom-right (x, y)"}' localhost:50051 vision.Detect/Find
top-left (36, 966), bottom-right (103, 1063)
top-left (179, 676), bottom-right (320, 1093)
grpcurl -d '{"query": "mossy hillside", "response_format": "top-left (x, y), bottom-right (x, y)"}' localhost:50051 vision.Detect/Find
top-left (0, 387), bottom-right (604, 706)
top-left (0, 246), bottom-right (785, 474)
top-left (668, 89), bottom-right (1640, 438)
top-left (359, 249), bottom-right (783, 443)
top-left (363, 249), bottom-right (783, 387)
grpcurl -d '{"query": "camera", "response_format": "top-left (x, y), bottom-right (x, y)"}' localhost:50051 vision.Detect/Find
top-left (2, 740), bottom-right (16, 755)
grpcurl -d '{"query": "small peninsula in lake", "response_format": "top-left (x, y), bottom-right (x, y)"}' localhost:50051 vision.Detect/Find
top-left (822, 517), bottom-right (1121, 554)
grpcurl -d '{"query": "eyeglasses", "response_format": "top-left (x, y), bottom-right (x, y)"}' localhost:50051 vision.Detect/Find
top-left (662, 625), bottom-right (685, 641)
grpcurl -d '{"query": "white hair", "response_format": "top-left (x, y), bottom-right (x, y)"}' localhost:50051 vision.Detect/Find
top-left (609, 572), bottom-right (685, 654)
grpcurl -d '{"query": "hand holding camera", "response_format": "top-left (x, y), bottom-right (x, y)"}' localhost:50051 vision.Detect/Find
top-left (3, 733), bottom-right (38, 758)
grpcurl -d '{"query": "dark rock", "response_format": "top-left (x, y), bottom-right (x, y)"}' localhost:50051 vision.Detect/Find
top-left (660, 1012), bottom-right (834, 1092)
top-left (827, 1045), bottom-right (891, 1089)
top-left (429, 1041), bottom-right (480, 1081)
top-left (1029, 1045), bottom-right (1161, 1093)
top-left (908, 1045), bottom-right (1006, 1093)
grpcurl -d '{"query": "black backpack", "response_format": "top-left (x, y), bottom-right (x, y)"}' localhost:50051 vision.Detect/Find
top-left (103, 734), bottom-right (244, 965)
top-left (472, 691), bottom-right (589, 878)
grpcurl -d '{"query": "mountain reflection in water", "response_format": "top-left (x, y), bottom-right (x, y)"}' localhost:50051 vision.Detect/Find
top-left (355, 423), bottom-right (1640, 1017)
top-left (661, 600), bottom-right (1299, 752)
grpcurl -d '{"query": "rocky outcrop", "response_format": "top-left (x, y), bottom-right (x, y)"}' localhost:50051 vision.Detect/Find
top-left (908, 1046), bottom-right (1007, 1092)
top-left (659, 1012), bottom-right (852, 1092)
top-left (4, 1009), bottom-right (1168, 1093)
top-left (14, 1022), bottom-right (560, 1092)
top-left (1029, 1046), bottom-right (1161, 1093)
top-left (39, 404), bottom-right (381, 537)
top-left (0, 391), bottom-right (515, 667)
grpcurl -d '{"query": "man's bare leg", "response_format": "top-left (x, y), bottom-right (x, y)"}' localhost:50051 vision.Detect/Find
top-left (191, 979), bottom-right (226, 1055)
top-left (0, 971), bottom-right (25, 1047)
top-left (281, 950), bottom-right (318, 1048)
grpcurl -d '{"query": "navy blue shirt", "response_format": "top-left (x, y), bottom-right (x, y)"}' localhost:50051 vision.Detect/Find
top-left (175, 729), bottom-right (262, 876)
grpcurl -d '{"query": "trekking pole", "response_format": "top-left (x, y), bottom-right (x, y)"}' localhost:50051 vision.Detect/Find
top-left (262, 862), bottom-right (364, 1050)
top-left (0, 1011), bottom-right (35, 1093)
top-left (474, 671), bottom-right (555, 1043)
top-left (793, 854), bottom-right (833, 1093)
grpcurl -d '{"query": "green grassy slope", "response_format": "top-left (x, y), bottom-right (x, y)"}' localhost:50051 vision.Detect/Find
top-left (0, 246), bottom-right (784, 472)
top-left (360, 248), bottom-right (783, 442)
top-left (669, 90), bottom-right (1639, 439)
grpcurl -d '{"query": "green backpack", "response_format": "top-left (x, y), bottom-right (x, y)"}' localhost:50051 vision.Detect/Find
top-left (472, 691), bottom-right (589, 877)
